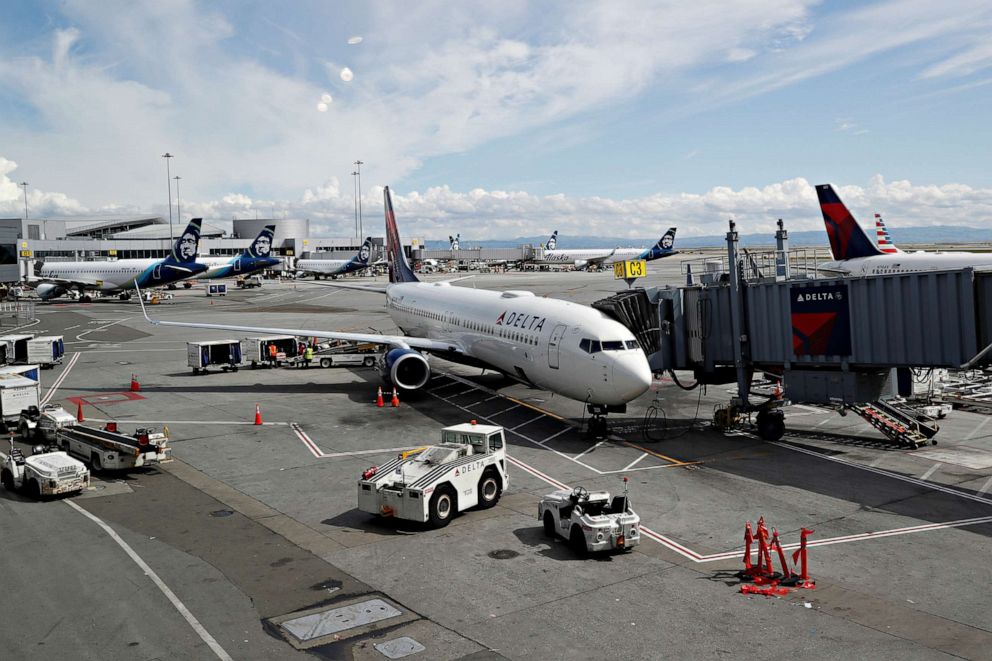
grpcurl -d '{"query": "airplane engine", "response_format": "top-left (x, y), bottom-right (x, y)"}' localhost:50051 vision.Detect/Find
top-left (573, 260), bottom-right (589, 269)
top-left (381, 347), bottom-right (431, 391)
top-left (35, 283), bottom-right (68, 301)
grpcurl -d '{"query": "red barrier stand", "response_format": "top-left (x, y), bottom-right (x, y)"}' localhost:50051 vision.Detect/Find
top-left (787, 527), bottom-right (816, 589)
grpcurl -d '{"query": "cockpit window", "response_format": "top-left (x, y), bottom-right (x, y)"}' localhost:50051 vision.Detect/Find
top-left (579, 338), bottom-right (601, 353)
top-left (626, 340), bottom-right (640, 350)
top-left (602, 341), bottom-right (624, 351)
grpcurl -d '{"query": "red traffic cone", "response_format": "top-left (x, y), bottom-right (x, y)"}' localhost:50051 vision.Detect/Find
top-left (376, 386), bottom-right (384, 408)
top-left (254, 403), bottom-right (263, 425)
top-left (130, 373), bottom-right (140, 392)
top-left (391, 388), bottom-right (400, 408)
top-left (76, 400), bottom-right (85, 423)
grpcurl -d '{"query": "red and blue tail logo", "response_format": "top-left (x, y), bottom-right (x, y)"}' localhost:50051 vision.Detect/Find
top-left (383, 187), bottom-right (419, 284)
top-left (874, 214), bottom-right (899, 254)
top-left (815, 184), bottom-right (882, 261)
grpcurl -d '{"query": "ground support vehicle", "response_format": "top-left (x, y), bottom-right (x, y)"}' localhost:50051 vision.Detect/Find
top-left (237, 275), bottom-right (263, 288)
top-left (538, 483), bottom-right (641, 555)
top-left (0, 334), bottom-right (33, 365)
top-left (358, 422), bottom-right (508, 528)
top-left (1, 440), bottom-right (89, 498)
top-left (58, 424), bottom-right (172, 471)
top-left (18, 404), bottom-right (76, 441)
top-left (308, 340), bottom-right (380, 368)
top-left (206, 283), bottom-right (227, 297)
top-left (244, 335), bottom-right (300, 367)
top-left (0, 368), bottom-right (41, 431)
top-left (187, 340), bottom-right (243, 374)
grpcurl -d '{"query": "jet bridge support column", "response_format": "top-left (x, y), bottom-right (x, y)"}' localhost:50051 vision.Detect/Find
top-left (726, 220), bottom-right (749, 407)
top-left (775, 219), bottom-right (789, 281)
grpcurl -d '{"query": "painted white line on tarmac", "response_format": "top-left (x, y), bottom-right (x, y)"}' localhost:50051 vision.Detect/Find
top-left (573, 440), bottom-right (607, 461)
top-left (622, 453), bottom-right (649, 471)
top-left (65, 500), bottom-right (234, 661)
top-left (41, 351), bottom-right (81, 406)
top-left (964, 416), bottom-right (991, 441)
top-left (979, 476), bottom-right (992, 495)
top-left (86, 417), bottom-right (290, 426)
top-left (511, 413), bottom-right (545, 431)
top-left (541, 427), bottom-right (573, 444)
top-left (919, 463), bottom-right (942, 481)
top-left (289, 423), bottom-right (416, 460)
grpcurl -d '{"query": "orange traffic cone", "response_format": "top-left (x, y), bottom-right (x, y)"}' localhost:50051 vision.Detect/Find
top-left (76, 400), bottom-right (85, 423)
top-left (254, 403), bottom-right (263, 425)
top-left (130, 373), bottom-right (140, 392)
top-left (376, 386), bottom-right (384, 408)
top-left (391, 388), bottom-right (400, 408)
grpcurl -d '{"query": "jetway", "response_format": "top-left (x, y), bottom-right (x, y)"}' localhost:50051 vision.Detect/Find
top-left (595, 220), bottom-right (992, 441)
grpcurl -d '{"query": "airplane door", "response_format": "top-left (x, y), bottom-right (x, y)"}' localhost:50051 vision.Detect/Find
top-left (548, 324), bottom-right (566, 369)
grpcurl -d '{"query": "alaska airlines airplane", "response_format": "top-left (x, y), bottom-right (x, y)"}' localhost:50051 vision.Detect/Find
top-left (533, 228), bottom-right (678, 269)
top-left (138, 189), bottom-right (652, 434)
top-left (295, 237), bottom-right (373, 279)
top-left (449, 234), bottom-right (460, 250)
top-left (816, 184), bottom-right (992, 276)
top-left (34, 218), bottom-right (208, 301)
top-left (198, 225), bottom-right (282, 279)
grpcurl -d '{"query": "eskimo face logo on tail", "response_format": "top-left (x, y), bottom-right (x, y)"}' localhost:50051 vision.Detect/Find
top-left (659, 229), bottom-right (675, 251)
top-left (546, 231), bottom-right (558, 250)
top-left (449, 234), bottom-right (460, 251)
top-left (358, 237), bottom-right (372, 264)
top-left (171, 218), bottom-right (203, 263)
top-left (495, 310), bottom-right (545, 332)
top-left (249, 227), bottom-right (274, 257)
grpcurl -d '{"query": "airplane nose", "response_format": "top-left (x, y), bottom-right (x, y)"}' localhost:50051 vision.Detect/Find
top-left (612, 354), bottom-right (652, 403)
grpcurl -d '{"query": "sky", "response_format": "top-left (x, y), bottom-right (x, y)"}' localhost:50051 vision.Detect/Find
top-left (1, 0), bottom-right (991, 241)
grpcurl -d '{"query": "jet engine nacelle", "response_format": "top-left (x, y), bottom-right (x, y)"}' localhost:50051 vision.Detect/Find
top-left (573, 259), bottom-right (589, 269)
top-left (380, 347), bottom-right (431, 391)
top-left (35, 283), bottom-right (68, 301)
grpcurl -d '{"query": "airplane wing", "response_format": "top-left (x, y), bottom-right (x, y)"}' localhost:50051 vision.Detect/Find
top-left (580, 249), bottom-right (617, 268)
top-left (135, 285), bottom-right (461, 353)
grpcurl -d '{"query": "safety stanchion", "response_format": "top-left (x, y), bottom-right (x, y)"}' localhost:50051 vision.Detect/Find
top-left (789, 527), bottom-right (816, 589)
top-left (736, 520), bottom-right (756, 580)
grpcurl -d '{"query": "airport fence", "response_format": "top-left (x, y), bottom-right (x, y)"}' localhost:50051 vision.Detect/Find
top-left (0, 301), bottom-right (36, 328)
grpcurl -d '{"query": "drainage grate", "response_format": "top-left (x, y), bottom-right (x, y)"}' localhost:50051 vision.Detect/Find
top-left (374, 637), bottom-right (425, 659)
top-left (280, 599), bottom-right (402, 643)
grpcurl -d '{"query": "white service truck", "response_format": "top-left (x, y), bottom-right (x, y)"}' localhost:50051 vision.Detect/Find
top-left (18, 404), bottom-right (77, 441)
top-left (58, 424), bottom-right (172, 471)
top-left (357, 422), bottom-right (508, 528)
top-left (1, 440), bottom-right (89, 498)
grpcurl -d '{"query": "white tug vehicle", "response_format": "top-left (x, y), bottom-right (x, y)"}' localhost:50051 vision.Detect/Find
top-left (1, 439), bottom-right (89, 498)
top-left (538, 479), bottom-right (641, 555)
top-left (358, 422), bottom-right (508, 528)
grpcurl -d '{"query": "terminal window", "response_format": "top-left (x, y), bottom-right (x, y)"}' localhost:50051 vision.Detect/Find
top-left (0, 243), bottom-right (15, 265)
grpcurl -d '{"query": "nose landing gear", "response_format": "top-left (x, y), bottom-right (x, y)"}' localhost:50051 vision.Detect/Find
top-left (586, 403), bottom-right (624, 439)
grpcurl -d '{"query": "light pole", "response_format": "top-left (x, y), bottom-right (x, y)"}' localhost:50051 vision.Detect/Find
top-left (162, 153), bottom-right (174, 243)
top-left (173, 176), bottom-right (182, 224)
top-left (19, 182), bottom-right (29, 220)
top-left (352, 170), bottom-right (360, 240)
top-left (354, 160), bottom-right (364, 239)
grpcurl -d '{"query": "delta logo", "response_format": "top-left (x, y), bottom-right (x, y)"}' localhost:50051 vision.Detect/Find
top-left (495, 310), bottom-right (546, 332)
top-left (795, 291), bottom-right (842, 303)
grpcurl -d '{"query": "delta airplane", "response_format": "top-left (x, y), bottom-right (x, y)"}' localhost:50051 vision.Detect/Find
top-left (816, 184), bottom-right (992, 276)
top-left (533, 228), bottom-right (678, 269)
top-left (33, 218), bottom-right (208, 301)
top-left (295, 237), bottom-right (373, 279)
top-left (138, 188), bottom-right (652, 434)
top-left (198, 225), bottom-right (282, 279)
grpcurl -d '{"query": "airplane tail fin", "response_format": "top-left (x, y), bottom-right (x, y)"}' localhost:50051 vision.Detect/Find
top-left (815, 184), bottom-right (882, 260)
top-left (545, 230), bottom-right (558, 250)
top-left (354, 236), bottom-right (374, 265)
top-left (449, 233), bottom-right (460, 251)
top-left (168, 218), bottom-right (203, 264)
top-left (874, 214), bottom-right (900, 254)
top-left (641, 227), bottom-right (678, 260)
top-left (384, 187), bottom-right (419, 284)
top-left (244, 225), bottom-right (276, 258)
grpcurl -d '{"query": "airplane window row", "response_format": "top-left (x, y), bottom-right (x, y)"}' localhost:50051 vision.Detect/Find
top-left (403, 303), bottom-right (540, 346)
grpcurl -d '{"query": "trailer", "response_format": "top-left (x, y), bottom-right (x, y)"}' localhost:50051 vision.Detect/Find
top-left (187, 340), bottom-right (243, 374)
top-left (19, 335), bottom-right (65, 368)
top-left (58, 423), bottom-right (172, 471)
top-left (0, 369), bottom-right (41, 429)
top-left (1, 440), bottom-right (89, 498)
top-left (357, 422), bottom-right (508, 528)
top-left (206, 283), bottom-right (227, 297)
top-left (244, 335), bottom-right (300, 367)
top-left (0, 334), bottom-right (33, 365)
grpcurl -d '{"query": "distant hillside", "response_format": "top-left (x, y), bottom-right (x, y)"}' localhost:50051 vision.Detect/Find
top-left (426, 226), bottom-right (992, 250)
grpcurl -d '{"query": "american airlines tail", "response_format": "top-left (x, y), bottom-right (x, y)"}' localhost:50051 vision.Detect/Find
top-left (166, 218), bottom-right (204, 264)
top-left (384, 187), bottom-right (419, 284)
top-left (545, 231), bottom-right (558, 250)
top-left (244, 225), bottom-right (276, 258)
top-left (874, 214), bottom-right (900, 254)
top-left (815, 184), bottom-right (882, 261)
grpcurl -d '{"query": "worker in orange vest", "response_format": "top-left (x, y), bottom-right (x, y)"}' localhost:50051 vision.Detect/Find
top-left (268, 342), bottom-right (278, 367)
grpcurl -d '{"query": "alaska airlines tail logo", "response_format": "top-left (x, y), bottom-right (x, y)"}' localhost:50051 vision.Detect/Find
top-left (545, 231), bottom-right (558, 250)
top-left (355, 236), bottom-right (373, 264)
top-left (170, 218), bottom-right (203, 264)
top-left (246, 225), bottom-right (275, 258)
top-left (874, 214), bottom-right (899, 254)
top-left (640, 227), bottom-right (678, 260)
top-left (383, 187), bottom-right (419, 284)
top-left (815, 184), bottom-right (882, 261)
top-left (449, 234), bottom-right (460, 251)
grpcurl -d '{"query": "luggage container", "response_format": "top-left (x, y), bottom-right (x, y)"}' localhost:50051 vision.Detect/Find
top-left (22, 335), bottom-right (64, 368)
top-left (0, 371), bottom-right (41, 428)
top-left (187, 340), bottom-right (243, 374)
top-left (0, 334), bottom-right (33, 366)
top-left (244, 335), bottom-right (300, 367)
top-left (206, 283), bottom-right (227, 297)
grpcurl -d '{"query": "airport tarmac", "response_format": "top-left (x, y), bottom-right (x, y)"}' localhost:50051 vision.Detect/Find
top-left (2, 263), bottom-right (991, 660)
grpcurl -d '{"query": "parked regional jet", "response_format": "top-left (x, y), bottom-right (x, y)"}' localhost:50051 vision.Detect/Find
top-left (816, 184), bottom-right (992, 276)
top-left (138, 189), bottom-right (652, 434)
top-left (295, 237), bottom-right (373, 279)
top-left (874, 214), bottom-right (901, 254)
top-left (33, 218), bottom-right (208, 301)
top-left (198, 225), bottom-right (282, 279)
top-left (533, 228), bottom-right (678, 269)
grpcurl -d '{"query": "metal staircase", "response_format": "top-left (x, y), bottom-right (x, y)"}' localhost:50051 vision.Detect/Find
top-left (844, 399), bottom-right (939, 448)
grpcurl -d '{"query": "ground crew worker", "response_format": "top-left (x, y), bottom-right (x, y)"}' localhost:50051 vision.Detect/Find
top-left (268, 342), bottom-right (278, 367)
top-left (303, 344), bottom-right (314, 369)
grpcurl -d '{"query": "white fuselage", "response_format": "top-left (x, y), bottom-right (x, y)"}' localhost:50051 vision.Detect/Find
top-left (385, 282), bottom-right (652, 405)
top-left (296, 259), bottom-right (352, 276)
top-left (534, 247), bottom-right (644, 266)
top-left (820, 251), bottom-right (992, 276)
top-left (39, 259), bottom-right (170, 291)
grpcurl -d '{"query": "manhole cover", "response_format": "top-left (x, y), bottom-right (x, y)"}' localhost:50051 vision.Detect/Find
top-left (374, 636), bottom-right (425, 659)
top-left (210, 509), bottom-right (234, 517)
top-left (487, 549), bottom-right (519, 560)
top-left (280, 599), bottom-right (402, 642)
